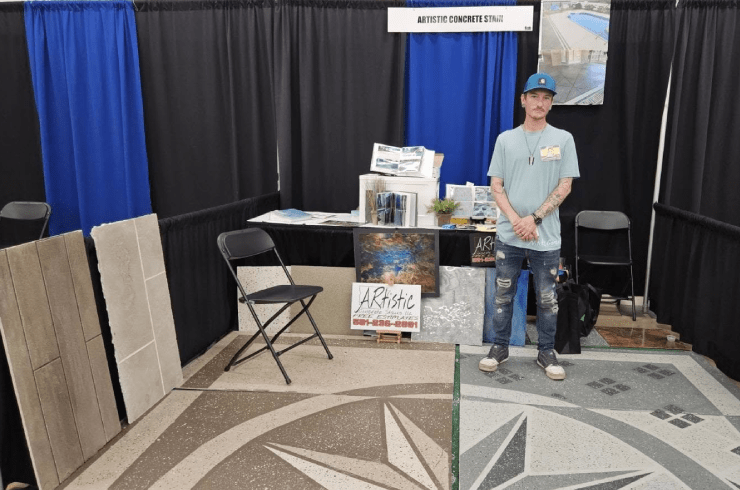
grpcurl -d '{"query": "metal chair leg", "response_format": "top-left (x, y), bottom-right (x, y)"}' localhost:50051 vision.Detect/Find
top-left (302, 299), bottom-right (333, 360)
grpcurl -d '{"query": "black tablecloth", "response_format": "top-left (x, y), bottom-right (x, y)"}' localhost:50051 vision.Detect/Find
top-left (244, 221), bottom-right (488, 267)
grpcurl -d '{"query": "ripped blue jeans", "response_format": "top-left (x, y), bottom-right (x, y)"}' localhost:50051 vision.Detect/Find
top-left (491, 237), bottom-right (560, 351)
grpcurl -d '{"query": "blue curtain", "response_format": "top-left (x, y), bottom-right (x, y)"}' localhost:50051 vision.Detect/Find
top-left (405, 0), bottom-right (518, 197)
top-left (25, 1), bottom-right (151, 236)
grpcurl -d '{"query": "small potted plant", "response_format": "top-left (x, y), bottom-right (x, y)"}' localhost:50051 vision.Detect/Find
top-left (427, 197), bottom-right (460, 226)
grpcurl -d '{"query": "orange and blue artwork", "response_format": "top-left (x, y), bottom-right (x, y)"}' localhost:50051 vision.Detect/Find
top-left (353, 228), bottom-right (440, 297)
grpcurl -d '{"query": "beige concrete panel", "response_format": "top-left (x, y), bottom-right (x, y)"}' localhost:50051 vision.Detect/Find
top-left (87, 334), bottom-right (122, 441)
top-left (237, 266), bottom-right (292, 335)
top-left (134, 214), bottom-right (165, 280)
top-left (91, 220), bottom-right (154, 360)
top-left (117, 341), bottom-right (166, 422)
top-left (5, 242), bottom-right (58, 369)
top-left (64, 231), bottom-right (102, 341)
top-left (146, 272), bottom-right (183, 392)
top-left (289, 266), bottom-right (360, 336)
top-left (37, 236), bottom-right (107, 459)
top-left (0, 252), bottom-right (59, 490)
top-left (34, 358), bottom-right (84, 483)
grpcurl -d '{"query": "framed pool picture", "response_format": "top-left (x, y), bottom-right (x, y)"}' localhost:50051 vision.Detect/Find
top-left (353, 228), bottom-right (440, 297)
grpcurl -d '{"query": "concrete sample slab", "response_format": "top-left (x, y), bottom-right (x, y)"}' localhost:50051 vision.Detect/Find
top-left (413, 266), bottom-right (485, 345)
top-left (289, 266), bottom-right (361, 336)
top-left (237, 266), bottom-right (291, 335)
top-left (5, 242), bottom-right (58, 369)
top-left (92, 214), bottom-right (183, 422)
top-left (0, 232), bottom-right (121, 490)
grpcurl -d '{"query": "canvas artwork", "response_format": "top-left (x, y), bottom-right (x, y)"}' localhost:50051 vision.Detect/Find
top-left (353, 228), bottom-right (440, 297)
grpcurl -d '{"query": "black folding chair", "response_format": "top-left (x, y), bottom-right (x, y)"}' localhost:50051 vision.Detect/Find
top-left (217, 228), bottom-right (333, 384)
top-left (575, 210), bottom-right (636, 321)
top-left (0, 201), bottom-right (51, 249)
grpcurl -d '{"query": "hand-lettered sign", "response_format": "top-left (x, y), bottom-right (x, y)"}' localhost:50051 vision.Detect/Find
top-left (350, 283), bottom-right (421, 332)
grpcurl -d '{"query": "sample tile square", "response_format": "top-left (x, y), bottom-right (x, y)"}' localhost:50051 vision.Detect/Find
top-left (412, 266), bottom-right (485, 345)
top-left (92, 214), bottom-right (183, 423)
top-left (289, 266), bottom-right (362, 336)
top-left (0, 232), bottom-right (121, 490)
top-left (237, 266), bottom-right (292, 335)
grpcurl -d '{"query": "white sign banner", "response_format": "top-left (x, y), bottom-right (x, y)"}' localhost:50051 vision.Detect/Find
top-left (388, 6), bottom-right (533, 33)
top-left (350, 283), bottom-right (421, 332)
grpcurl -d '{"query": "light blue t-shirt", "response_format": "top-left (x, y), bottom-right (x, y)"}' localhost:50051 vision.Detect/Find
top-left (487, 124), bottom-right (580, 251)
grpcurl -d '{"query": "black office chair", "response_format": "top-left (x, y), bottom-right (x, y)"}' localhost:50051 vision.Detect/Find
top-left (217, 228), bottom-right (333, 384)
top-left (575, 210), bottom-right (636, 321)
top-left (0, 201), bottom-right (52, 249)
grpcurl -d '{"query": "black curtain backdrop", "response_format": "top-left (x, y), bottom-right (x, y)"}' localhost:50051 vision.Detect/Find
top-left (0, 4), bottom-right (46, 209)
top-left (651, 203), bottom-right (740, 381)
top-left (515, 0), bottom-right (676, 294)
top-left (0, 4), bottom-right (42, 486)
top-left (158, 193), bottom-right (280, 364)
top-left (661, 0), bottom-right (740, 227)
top-left (275, 0), bottom-right (406, 213)
top-left (135, 0), bottom-right (279, 219)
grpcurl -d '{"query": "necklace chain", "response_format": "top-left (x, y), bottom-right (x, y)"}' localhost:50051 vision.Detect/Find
top-left (523, 125), bottom-right (545, 165)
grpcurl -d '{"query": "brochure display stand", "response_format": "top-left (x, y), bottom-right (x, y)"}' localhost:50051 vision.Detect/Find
top-left (359, 174), bottom-right (439, 227)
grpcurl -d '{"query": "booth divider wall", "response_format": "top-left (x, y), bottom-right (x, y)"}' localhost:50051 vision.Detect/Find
top-left (651, 203), bottom-right (740, 382)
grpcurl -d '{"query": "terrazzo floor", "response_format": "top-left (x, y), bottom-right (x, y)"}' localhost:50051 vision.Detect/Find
top-left (46, 316), bottom-right (740, 490)
top-left (459, 345), bottom-right (740, 489)
top-left (60, 333), bottom-right (455, 490)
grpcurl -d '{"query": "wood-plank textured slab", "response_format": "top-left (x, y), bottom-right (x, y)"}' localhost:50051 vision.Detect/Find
top-left (5, 242), bottom-right (58, 369)
top-left (0, 250), bottom-right (58, 490)
top-left (0, 235), bottom-right (122, 490)
top-left (64, 232), bottom-right (102, 342)
top-left (37, 236), bottom-right (107, 460)
top-left (34, 358), bottom-right (84, 483)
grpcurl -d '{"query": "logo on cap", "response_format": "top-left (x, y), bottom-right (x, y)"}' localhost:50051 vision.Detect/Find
top-left (539, 78), bottom-right (546, 85)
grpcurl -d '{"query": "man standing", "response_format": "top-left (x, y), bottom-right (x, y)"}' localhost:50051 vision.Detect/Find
top-left (479, 73), bottom-right (580, 380)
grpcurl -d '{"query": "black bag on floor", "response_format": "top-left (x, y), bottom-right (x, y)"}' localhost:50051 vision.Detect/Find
top-left (555, 280), bottom-right (602, 354)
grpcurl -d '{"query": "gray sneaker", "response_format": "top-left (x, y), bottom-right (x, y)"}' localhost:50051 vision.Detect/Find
top-left (537, 349), bottom-right (566, 380)
top-left (479, 344), bottom-right (509, 372)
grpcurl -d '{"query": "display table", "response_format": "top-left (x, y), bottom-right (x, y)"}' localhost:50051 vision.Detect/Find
top-left (245, 213), bottom-right (484, 267)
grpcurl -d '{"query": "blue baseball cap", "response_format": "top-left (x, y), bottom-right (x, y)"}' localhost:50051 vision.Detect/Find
top-left (523, 73), bottom-right (557, 95)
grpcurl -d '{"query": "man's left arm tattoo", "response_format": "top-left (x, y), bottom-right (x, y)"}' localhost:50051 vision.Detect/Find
top-left (535, 177), bottom-right (573, 218)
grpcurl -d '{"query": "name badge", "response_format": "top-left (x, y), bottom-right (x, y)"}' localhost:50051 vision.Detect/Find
top-left (540, 145), bottom-right (561, 161)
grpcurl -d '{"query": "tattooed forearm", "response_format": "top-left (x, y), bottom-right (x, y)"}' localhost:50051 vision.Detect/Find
top-left (491, 177), bottom-right (520, 223)
top-left (535, 178), bottom-right (572, 218)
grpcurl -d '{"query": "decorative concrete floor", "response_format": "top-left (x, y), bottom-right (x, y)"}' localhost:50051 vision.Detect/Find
top-left (459, 345), bottom-right (740, 489)
top-left (47, 323), bottom-right (740, 490)
top-left (60, 333), bottom-right (455, 490)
